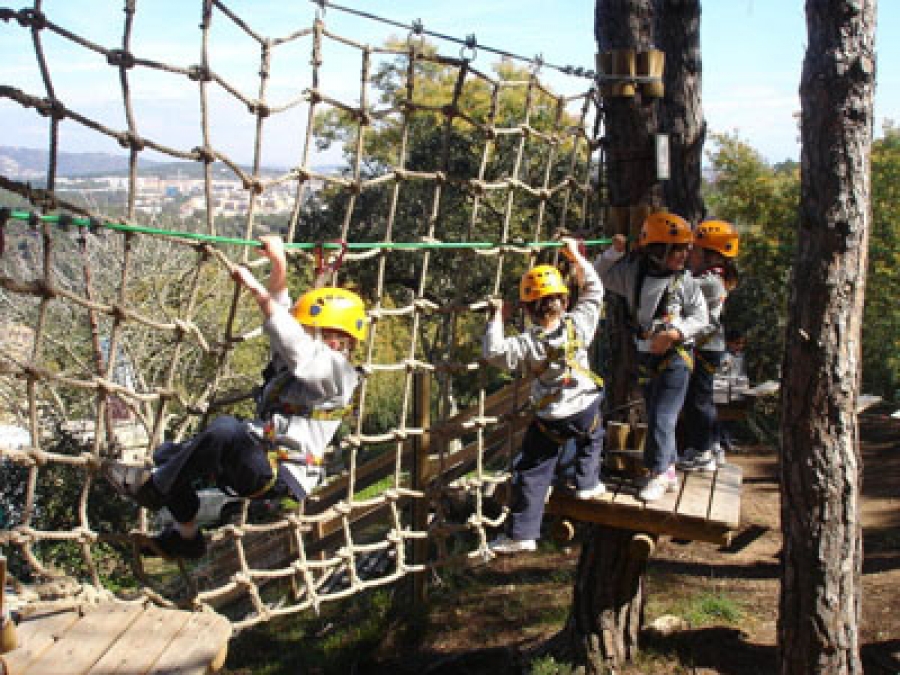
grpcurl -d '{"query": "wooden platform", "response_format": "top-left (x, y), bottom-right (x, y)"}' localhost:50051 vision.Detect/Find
top-left (545, 464), bottom-right (743, 546)
top-left (4, 602), bottom-right (231, 675)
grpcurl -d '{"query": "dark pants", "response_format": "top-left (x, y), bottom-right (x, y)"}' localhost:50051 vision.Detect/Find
top-left (639, 351), bottom-right (691, 475)
top-left (683, 349), bottom-right (725, 455)
top-left (151, 416), bottom-right (275, 523)
top-left (508, 394), bottom-right (603, 541)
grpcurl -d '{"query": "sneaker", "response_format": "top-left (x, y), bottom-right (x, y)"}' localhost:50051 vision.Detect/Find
top-left (681, 449), bottom-right (717, 472)
top-left (676, 448), bottom-right (698, 470)
top-left (712, 443), bottom-right (727, 467)
top-left (489, 534), bottom-right (537, 555)
top-left (663, 465), bottom-right (680, 492)
top-left (638, 474), bottom-right (668, 502)
top-left (142, 527), bottom-right (207, 560)
top-left (575, 481), bottom-right (607, 500)
top-left (104, 462), bottom-right (165, 510)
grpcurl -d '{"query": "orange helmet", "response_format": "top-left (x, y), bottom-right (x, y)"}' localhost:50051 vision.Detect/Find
top-left (694, 219), bottom-right (739, 258)
top-left (291, 287), bottom-right (367, 341)
top-left (519, 265), bottom-right (569, 303)
top-left (637, 212), bottom-right (693, 248)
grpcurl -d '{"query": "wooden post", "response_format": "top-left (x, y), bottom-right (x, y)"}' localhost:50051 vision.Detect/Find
top-left (410, 371), bottom-right (431, 605)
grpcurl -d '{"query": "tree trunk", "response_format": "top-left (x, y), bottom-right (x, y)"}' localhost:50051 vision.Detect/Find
top-left (656, 0), bottom-right (705, 223)
top-left (778, 2), bottom-right (875, 674)
top-left (544, 528), bottom-right (654, 672)
top-left (595, 0), bottom-right (660, 425)
top-left (550, 2), bottom-right (663, 671)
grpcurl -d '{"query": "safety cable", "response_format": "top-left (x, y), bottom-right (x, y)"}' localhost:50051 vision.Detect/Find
top-left (0, 208), bottom-right (612, 250)
top-left (311, 0), bottom-right (597, 79)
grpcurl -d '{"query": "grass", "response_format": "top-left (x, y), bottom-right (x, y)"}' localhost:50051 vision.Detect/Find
top-left (652, 589), bottom-right (744, 628)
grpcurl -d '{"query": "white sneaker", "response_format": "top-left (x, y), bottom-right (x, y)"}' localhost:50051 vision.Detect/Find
top-left (575, 481), bottom-right (607, 500)
top-left (489, 534), bottom-right (537, 555)
top-left (663, 466), bottom-right (679, 492)
top-left (638, 474), bottom-right (668, 502)
top-left (712, 443), bottom-right (727, 467)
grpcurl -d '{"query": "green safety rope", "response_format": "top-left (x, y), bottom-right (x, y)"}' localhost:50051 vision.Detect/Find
top-left (0, 207), bottom-right (612, 250)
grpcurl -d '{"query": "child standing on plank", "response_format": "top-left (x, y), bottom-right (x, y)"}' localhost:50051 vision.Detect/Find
top-left (594, 213), bottom-right (708, 502)
top-left (483, 237), bottom-right (605, 554)
top-left (680, 219), bottom-right (740, 472)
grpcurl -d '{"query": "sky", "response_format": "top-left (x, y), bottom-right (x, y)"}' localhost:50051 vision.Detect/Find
top-left (1, 0), bottom-right (897, 169)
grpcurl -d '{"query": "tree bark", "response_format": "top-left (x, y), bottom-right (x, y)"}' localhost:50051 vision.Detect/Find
top-left (778, 2), bottom-right (875, 673)
top-left (656, 0), bottom-right (705, 223)
top-left (595, 0), bottom-right (659, 426)
top-left (550, 2), bottom-right (663, 671)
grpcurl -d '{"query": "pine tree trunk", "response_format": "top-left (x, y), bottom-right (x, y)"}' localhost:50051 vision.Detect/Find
top-left (656, 0), bottom-right (705, 223)
top-left (548, 528), bottom-right (654, 673)
top-left (778, 2), bottom-right (875, 673)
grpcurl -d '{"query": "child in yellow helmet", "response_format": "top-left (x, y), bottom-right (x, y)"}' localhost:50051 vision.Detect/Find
top-left (105, 235), bottom-right (366, 560)
top-left (679, 219), bottom-right (740, 472)
top-left (594, 212), bottom-right (709, 502)
top-left (483, 237), bottom-right (606, 555)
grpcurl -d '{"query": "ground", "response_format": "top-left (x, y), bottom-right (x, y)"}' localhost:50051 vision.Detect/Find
top-left (224, 408), bottom-right (900, 674)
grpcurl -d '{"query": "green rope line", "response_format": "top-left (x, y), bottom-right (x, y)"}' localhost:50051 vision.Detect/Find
top-left (0, 208), bottom-right (612, 250)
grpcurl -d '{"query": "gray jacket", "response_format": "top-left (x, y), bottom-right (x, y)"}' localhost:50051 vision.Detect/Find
top-left (693, 270), bottom-right (728, 352)
top-left (482, 254), bottom-right (603, 420)
top-left (249, 290), bottom-right (359, 496)
top-left (594, 248), bottom-right (708, 353)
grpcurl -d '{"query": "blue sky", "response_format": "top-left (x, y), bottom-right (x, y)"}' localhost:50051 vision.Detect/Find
top-left (1, 0), bottom-right (897, 168)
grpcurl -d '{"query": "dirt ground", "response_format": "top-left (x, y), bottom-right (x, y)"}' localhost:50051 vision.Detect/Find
top-left (359, 408), bottom-right (900, 675)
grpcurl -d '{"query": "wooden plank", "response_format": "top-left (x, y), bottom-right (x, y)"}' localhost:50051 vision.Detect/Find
top-left (545, 491), bottom-right (733, 545)
top-left (20, 603), bottom-right (142, 675)
top-left (86, 605), bottom-right (192, 675)
top-left (707, 464), bottom-right (743, 528)
top-left (4, 608), bottom-right (81, 674)
top-left (151, 610), bottom-right (232, 675)
top-left (676, 470), bottom-right (716, 520)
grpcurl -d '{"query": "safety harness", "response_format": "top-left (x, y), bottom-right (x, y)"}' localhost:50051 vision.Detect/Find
top-left (247, 364), bottom-right (357, 499)
top-left (528, 316), bottom-right (604, 446)
top-left (629, 260), bottom-right (694, 383)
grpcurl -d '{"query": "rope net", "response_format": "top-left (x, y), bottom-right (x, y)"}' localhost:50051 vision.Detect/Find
top-left (0, 1), bottom-right (606, 629)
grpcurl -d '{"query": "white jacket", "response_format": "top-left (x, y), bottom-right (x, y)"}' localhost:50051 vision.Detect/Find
top-left (482, 253), bottom-right (603, 420)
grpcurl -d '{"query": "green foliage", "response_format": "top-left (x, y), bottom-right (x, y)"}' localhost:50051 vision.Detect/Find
top-left (863, 121), bottom-right (900, 400)
top-left (529, 655), bottom-right (576, 675)
top-left (705, 132), bottom-right (798, 384)
top-left (706, 127), bottom-right (900, 402)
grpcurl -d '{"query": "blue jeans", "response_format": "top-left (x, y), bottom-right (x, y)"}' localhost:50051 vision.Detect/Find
top-left (508, 394), bottom-right (604, 541)
top-left (684, 349), bottom-right (725, 455)
top-left (639, 351), bottom-right (691, 475)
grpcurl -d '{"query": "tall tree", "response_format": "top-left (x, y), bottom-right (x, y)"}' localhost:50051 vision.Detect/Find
top-left (657, 0), bottom-right (705, 223)
top-left (545, 1), bottom-right (664, 671)
top-left (779, 1), bottom-right (876, 673)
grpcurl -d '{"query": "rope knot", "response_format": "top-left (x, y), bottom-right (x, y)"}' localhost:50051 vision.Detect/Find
top-left (117, 132), bottom-right (145, 152)
top-left (241, 177), bottom-right (264, 195)
top-left (192, 145), bottom-right (215, 163)
top-left (18, 9), bottom-right (47, 30)
top-left (248, 100), bottom-right (270, 118)
top-left (106, 49), bottom-right (136, 69)
top-left (187, 64), bottom-right (212, 82)
top-left (36, 97), bottom-right (66, 120)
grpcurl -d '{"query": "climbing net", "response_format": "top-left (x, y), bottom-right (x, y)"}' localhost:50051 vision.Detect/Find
top-left (0, 1), bottom-right (606, 629)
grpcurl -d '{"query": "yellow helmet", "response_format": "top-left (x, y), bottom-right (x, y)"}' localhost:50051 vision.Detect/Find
top-left (519, 265), bottom-right (569, 303)
top-left (291, 287), bottom-right (367, 342)
top-left (638, 212), bottom-right (693, 248)
top-left (694, 219), bottom-right (739, 258)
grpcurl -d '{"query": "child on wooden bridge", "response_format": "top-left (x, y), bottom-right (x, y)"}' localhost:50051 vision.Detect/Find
top-left (483, 237), bottom-right (606, 555)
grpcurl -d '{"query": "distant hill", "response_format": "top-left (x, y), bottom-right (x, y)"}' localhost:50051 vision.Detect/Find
top-left (0, 146), bottom-right (339, 180)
